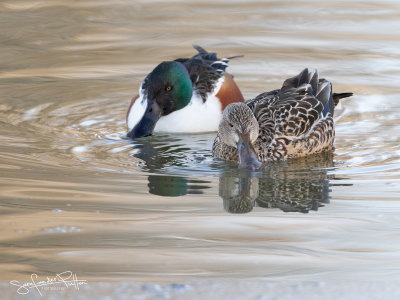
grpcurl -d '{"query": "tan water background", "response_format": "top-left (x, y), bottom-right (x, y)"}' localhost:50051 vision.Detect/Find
top-left (1, 0), bottom-right (400, 297)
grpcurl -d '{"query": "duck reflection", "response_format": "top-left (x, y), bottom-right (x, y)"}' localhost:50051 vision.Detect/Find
top-left (148, 175), bottom-right (210, 196)
top-left (220, 173), bottom-right (259, 213)
top-left (220, 152), bottom-right (335, 214)
top-left (131, 135), bottom-right (187, 171)
top-left (129, 134), bottom-right (212, 196)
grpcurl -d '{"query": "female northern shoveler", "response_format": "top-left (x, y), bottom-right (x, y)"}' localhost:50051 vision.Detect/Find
top-left (212, 68), bottom-right (352, 169)
top-left (126, 45), bottom-right (244, 138)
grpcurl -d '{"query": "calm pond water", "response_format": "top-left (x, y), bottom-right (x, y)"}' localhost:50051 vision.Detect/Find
top-left (1, 0), bottom-right (400, 291)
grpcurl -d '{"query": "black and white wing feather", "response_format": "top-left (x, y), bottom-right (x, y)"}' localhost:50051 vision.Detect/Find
top-left (175, 45), bottom-right (242, 102)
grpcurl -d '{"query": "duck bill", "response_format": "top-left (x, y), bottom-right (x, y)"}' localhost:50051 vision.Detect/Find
top-left (237, 134), bottom-right (262, 170)
top-left (127, 100), bottom-right (162, 139)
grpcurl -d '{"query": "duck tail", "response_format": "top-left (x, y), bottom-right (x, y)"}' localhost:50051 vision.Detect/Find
top-left (316, 77), bottom-right (353, 116)
top-left (281, 68), bottom-right (353, 118)
top-left (281, 68), bottom-right (311, 91)
top-left (333, 93), bottom-right (353, 121)
top-left (316, 79), bottom-right (334, 117)
top-left (226, 54), bottom-right (244, 60)
top-left (193, 44), bottom-right (209, 55)
top-left (192, 45), bottom-right (243, 61)
top-left (333, 92), bottom-right (353, 106)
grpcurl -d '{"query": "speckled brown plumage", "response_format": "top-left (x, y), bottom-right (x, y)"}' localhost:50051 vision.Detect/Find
top-left (212, 68), bottom-right (352, 162)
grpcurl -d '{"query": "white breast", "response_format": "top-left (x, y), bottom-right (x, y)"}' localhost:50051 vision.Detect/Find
top-left (154, 93), bottom-right (222, 133)
top-left (154, 77), bottom-right (224, 133)
top-left (127, 84), bottom-right (147, 131)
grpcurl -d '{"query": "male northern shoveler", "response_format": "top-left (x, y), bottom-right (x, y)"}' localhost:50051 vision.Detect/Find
top-left (212, 68), bottom-right (353, 169)
top-left (126, 45), bottom-right (245, 138)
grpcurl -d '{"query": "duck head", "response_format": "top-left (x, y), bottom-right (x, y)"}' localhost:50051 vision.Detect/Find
top-left (127, 61), bottom-right (193, 138)
top-left (218, 103), bottom-right (262, 170)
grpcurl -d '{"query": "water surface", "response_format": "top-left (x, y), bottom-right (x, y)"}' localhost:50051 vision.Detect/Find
top-left (1, 0), bottom-right (400, 289)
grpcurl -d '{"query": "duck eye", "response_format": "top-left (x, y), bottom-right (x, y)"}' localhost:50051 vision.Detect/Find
top-left (165, 85), bottom-right (173, 92)
top-left (229, 123), bottom-right (234, 128)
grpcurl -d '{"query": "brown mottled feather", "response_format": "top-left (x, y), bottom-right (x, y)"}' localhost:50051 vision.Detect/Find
top-left (213, 69), bottom-right (352, 162)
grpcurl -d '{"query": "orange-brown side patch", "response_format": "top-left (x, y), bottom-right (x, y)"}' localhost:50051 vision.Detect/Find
top-left (126, 94), bottom-right (140, 123)
top-left (216, 73), bottom-right (245, 111)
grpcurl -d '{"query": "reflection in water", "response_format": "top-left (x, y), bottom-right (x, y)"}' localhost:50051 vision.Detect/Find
top-left (130, 135), bottom-right (186, 171)
top-left (134, 133), bottom-right (337, 209)
top-left (220, 174), bottom-right (259, 214)
top-left (220, 153), bottom-right (335, 214)
top-left (148, 175), bottom-right (188, 197)
top-left (148, 175), bottom-right (210, 196)
top-left (130, 135), bottom-right (213, 196)
top-left (128, 133), bottom-right (215, 173)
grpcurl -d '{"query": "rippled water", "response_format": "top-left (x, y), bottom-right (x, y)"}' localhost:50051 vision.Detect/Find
top-left (1, 0), bottom-right (400, 291)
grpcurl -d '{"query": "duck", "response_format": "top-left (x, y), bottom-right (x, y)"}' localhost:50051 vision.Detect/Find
top-left (126, 45), bottom-right (245, 138)
top-left (212, 68), bottom-right (353, 169)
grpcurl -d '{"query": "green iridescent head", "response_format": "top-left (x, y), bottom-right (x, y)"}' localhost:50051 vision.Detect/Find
top-left (147, 61), bottom-right (193, 113)
top-left (127, 61), bottom-right (193, 138)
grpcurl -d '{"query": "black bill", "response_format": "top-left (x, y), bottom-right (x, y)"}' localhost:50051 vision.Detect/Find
top-left (127, 100), bottom-right (162, 139)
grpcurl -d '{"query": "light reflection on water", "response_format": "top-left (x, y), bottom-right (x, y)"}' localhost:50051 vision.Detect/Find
top-left (0, 0), bottom-right (400, 285)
